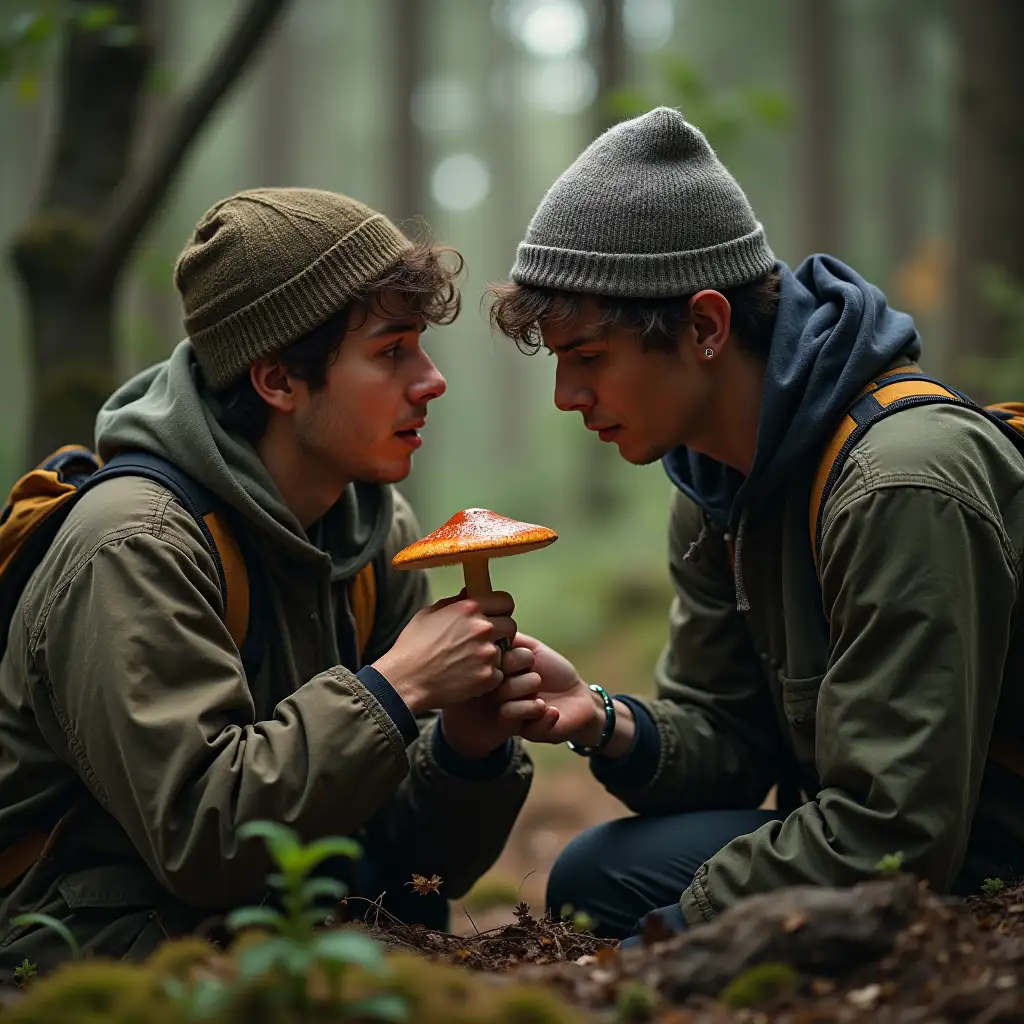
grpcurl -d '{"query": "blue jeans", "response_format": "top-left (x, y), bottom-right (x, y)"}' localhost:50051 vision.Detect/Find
top-left (546, 809), bottom-right (779, 939)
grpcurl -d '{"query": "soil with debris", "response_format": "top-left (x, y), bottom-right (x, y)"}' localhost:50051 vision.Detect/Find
top-left (364, 875), bottom-right (1024, 1022)
top-left (356, 899), bottom-right (616, 972)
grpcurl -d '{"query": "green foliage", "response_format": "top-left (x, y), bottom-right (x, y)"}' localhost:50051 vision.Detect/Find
top-left (982, 877), bottom-right (1006, 897)
top-left (718, 961), bottom-right (799, 1010)
top-left (10, 912), bottom-right (82, 960)
top-left (614, 980), bottom-right (659, 1022)
top-left (606, 53), bottom-right (791, 160)
top-left (874, 851), bottom-right (906, 875)
top-left (12, 957), bottom-right (38, 985)
top-left (0, 2), bottom-right (130, 101)
top-left (156, 819), bottom-right (400, 1020)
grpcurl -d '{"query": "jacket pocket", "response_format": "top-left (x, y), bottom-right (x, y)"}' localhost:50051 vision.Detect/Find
top-left (778, 671), bottom-right (823, 766)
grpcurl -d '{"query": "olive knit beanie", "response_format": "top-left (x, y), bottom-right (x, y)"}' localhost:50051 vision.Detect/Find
top-left (511, 106), bottom-right (775, 298)
top-left (173, 187), bottom-right (413, 389)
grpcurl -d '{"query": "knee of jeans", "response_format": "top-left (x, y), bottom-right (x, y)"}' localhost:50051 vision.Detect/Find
top-left (545, 824), bottom-right (609, 918)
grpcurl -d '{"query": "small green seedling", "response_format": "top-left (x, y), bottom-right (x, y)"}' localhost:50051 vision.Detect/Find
top-left (982, 877), bottom-right (1006, 897)
top-left (167, 820), bottom-right (407, 1022)
top-left (874, 851), bottom-right (905, 875)
top-left (12, 957), bottom-right (37, 985)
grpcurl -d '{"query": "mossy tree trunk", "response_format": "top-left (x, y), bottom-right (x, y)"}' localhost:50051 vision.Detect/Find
top-left (8, 0), bottom-right (288, 467)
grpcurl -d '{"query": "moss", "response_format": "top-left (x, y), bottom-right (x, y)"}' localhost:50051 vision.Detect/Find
top-left (719, 961), bottom-right (800, 1010)
top-left (614, 981), bottom-right (659, 1021)
top-left (10, 211), bottom-right (97, 284)
top-left (4, 959), bottom-right (178, 1023)
top-left (143, 937), bottom-right (219, 980)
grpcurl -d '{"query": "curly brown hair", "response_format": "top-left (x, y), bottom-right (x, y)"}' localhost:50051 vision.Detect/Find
top-left (214, 242), bottom-right (464, 441)
top-left (487, 270), bottom-right (781, 358)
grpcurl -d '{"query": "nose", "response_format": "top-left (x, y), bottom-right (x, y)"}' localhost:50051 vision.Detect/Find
top-left (409, 351), bottom-right (447, 405)
top-left (553, 363), bottom-right (594, 414)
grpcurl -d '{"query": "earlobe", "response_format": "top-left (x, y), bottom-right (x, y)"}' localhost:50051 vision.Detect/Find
top-left (250, 358), bottom-right (296, 413)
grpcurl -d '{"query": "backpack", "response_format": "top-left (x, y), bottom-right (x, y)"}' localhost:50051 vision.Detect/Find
top-left (0, 444), bottom-right (381, 889)
top-left (809, 363), bottom-right (1024, 777)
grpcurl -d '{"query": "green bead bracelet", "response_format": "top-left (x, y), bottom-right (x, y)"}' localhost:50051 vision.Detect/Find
top-left (566, 683), bottom-right (616, 756)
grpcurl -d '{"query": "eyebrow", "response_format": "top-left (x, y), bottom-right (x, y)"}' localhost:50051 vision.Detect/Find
top-left (550, 330), bottom-right (607, 354)
top-left (368, 320), bottom-right (423, 340)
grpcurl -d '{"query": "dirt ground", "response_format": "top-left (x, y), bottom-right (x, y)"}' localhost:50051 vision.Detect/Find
top-left (450, 753), bottom-right (629, 934)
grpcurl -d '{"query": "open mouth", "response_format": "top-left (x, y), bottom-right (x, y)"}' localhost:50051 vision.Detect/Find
top-left (597, 426), bottom-right (622, 441)
top-left (395, 428), bottom-right (422, 449)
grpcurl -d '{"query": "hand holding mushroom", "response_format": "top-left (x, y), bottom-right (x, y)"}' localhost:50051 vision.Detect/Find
top-left (390, 508), bottom-right (559, 758)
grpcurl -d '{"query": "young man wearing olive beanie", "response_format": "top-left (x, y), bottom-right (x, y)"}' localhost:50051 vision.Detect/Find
top-left (0, 188), bottom-right (545, 973)
top-left (489, 108), bottom-right (1024, 940)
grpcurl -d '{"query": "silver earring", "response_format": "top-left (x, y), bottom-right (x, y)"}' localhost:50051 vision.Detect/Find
top-left (704, 347), bottom-right (714, 358)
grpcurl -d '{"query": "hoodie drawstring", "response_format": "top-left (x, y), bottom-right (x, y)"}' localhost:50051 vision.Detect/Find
top-left (732, 512), bottom-right (751, 613)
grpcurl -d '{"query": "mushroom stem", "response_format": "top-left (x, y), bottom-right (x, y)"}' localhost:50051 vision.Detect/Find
top-left (462, 556), bottom-right (493, 598)
top-left (461, 555), bottom-right (509, 655)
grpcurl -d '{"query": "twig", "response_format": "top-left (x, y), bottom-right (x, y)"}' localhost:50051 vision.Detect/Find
top-left (463, 907), bottom-right (481, 936)
top-left (88, 0), bottom-right (288, 286)
top-left (516, 870), bottom-right (537, 899)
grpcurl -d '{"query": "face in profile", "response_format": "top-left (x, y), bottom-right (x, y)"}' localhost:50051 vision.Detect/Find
top-left (289, 290), bottom-right (448, 485)
top-left (541, 295), bottom-right (715, 465)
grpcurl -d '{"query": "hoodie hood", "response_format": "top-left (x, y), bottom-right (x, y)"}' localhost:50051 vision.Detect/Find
top-left (663, 254), bottom-right (921, 528)
top-left (94, 340), bottom-right (393, 580)
top-left (663, 254), bottom-right (921, 609)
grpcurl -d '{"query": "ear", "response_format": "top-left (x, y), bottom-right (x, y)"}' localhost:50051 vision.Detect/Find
top-left (250, 358), bottom-right (297, 413)
top-left (688, 290), bottom-right (733, 361)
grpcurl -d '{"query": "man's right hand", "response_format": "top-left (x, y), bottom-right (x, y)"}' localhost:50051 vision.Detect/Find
top-left (372, 592), bottom-right (517, 714)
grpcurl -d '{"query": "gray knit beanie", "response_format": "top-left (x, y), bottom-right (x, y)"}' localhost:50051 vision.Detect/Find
top-left (174, 187), bottom-right (413, 389)
top-left (511, 106), bottom-right (774, 298)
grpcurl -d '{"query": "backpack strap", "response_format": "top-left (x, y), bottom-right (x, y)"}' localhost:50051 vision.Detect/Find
top-left (809, 368), bottom-right (1024, 779)
top-left (810, 365), bottom-right (977, 567)
top-left (78, 451), bottom-right (265, 681)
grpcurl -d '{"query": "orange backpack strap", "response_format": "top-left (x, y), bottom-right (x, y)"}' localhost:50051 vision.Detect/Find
top-left (349, 560), bottom-right (377, 658)
top-left (809, 365), bottom-right (971, 567)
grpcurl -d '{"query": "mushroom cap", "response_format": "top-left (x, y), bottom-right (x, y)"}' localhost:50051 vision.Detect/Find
top-left (392, 507), bottom-right (558, 571)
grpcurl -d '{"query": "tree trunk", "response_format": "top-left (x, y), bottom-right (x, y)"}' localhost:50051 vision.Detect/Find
top-left (10, 0), bottom-right (149, 462)
top-left (7, 0), bottom-right (287, 468)
top-left (795, 0), bottom-right (842, 256)
top-left (884, 3), bottom-right (919, 284)
top-left (951, 0), bottom-right (1024, 361)
top-left (582, 0), bottom-right (627, 523)
top-left (392, 0), bottom-right (427, 231)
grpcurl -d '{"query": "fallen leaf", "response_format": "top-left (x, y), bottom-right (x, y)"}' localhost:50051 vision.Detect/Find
top-left (846, 983), bottom-right (882, 1010)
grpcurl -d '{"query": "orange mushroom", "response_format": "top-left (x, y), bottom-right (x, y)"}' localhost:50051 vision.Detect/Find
top-left (392, 508), bottom-right (558, 651)
top-left (392, 507), bottom-right (558, 596)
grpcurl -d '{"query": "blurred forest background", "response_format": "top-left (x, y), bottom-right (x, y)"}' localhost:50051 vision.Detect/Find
top-left (1, 0), bottom-right (1021, 919)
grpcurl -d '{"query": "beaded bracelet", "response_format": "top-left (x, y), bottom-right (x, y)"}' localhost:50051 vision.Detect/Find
top-left (566, 683), bottom-right (616, 756)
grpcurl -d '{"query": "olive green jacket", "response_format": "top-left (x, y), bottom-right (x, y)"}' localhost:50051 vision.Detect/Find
top-left (0, 342), bottom-right (532, 972)
top-left (604, 399), bottom-right (1024, 924)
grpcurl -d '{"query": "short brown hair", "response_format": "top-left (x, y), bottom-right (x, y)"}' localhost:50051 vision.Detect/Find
top-left (214, 242), bottom-right (463, 442)
top-left (487, 270), bottom-right (781, 358)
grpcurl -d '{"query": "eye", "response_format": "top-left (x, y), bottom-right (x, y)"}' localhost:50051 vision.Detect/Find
top-left (576, 351), bottom-right (601, 366)
top-left (381, 341), bottom-right (403, 359)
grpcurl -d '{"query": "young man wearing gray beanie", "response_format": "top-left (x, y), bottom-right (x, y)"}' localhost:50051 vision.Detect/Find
top-left (0, 188), bottom-right (543, 972)
top-left (489, 107), bottom-right (1024, 941)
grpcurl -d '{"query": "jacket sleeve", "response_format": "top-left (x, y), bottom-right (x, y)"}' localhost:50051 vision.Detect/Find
top-left (29, 496), bottom-right (414, 910)
top-left (357, 490), bottom-right (533, 898)
top-left (679, 463), bottom-right (1017, 924)
top-left (593, 489), bottom-right (785, 814)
